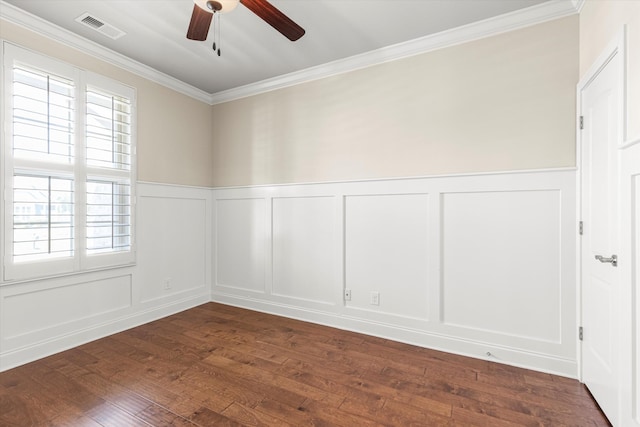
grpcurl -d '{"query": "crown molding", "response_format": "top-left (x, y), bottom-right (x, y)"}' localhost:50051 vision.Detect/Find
top-left (1, 0), bottom-right (580, 106)
top-left (210, 0), bottom-right (580, 105)
top-left (572, 0), bottom-right (586, 13)
top-left (0, 0), bottom-right (212, 104)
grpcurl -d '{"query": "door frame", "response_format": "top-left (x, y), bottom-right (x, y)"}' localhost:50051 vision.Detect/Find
top-left (576, 25), bottom-right (627, 416)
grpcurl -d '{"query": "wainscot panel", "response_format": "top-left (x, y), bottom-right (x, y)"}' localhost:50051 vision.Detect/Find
top-left (1, 273), bottom-right (132, 350)
top-left (441, 189), bottom-right (561, 343)
top-left (272, 196), bottom-right (338, 305)
top-left (0, 182), bottom-right (212, 372)
top-left (215, 198), bottom-right (267, 294)
top-left (212, 169), bottom-right (578, 377)
top-left (137, 186), bottom-right (210, 305)
top-left (345, 193), bottom-right (431, 320)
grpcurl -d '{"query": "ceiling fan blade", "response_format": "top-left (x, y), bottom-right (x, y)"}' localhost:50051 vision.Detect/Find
top-left (240, 0), bottom-right (305, 41)
top-left (187, 4), bottom-right (213, 41)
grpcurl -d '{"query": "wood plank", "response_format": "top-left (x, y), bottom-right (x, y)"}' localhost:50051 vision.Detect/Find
top-left (221, 402), bottom-right (297, 426)
top-left (188, 406), bottom-right (243, 426)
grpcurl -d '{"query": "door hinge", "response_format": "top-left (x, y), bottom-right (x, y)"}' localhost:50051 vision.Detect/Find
top-left (579, 326), bottom-right (583, 341)
top-left (579, 116), bottom-right (584, 130)
top-left (579, 221), bottom-right (583, 235)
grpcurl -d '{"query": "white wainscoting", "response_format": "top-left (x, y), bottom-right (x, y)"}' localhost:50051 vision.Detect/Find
top-left (212, 169), bottom-right (578, 376)
top-left (0, 182), bottom-right (212, 372)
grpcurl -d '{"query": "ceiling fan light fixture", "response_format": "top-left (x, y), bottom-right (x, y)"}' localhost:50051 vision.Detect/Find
top-left (194, 0), bottom-right (239, 14)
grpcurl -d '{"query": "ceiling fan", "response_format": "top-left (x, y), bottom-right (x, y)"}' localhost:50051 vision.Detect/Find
top-left (186, 0), bottom-right (305, 43)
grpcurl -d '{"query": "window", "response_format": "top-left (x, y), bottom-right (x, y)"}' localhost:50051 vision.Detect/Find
top-left (84, 84), bottom-right (133, 260)
top-left (86, 180), bottom-right (131, 255)
top-left (2, 44), bottom-right (136, 280)
top-left (13, 175), bottom-right (74, 262)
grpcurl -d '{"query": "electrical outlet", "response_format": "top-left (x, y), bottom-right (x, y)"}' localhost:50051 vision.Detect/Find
top-left (344, 289), bottom-right (352, 301)
top-left (370, 291), bottom-right (380, 306)
top-left (163, 277), bottom-right (172, 290)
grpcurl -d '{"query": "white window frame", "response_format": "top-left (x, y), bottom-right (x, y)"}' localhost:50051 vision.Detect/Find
top-left (2, 42), bottom-right (137, 281)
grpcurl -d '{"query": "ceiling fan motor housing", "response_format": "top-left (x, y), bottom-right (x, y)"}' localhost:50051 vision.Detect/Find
top-left (195, 0), bottom-right (239, 13)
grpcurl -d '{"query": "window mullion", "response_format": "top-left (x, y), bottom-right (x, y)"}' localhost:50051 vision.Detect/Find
top-left (47, 176), bottom-right (52, 255)
top-left (111, 96), bottom-right (116, 166)
top-left (75, 69), bottom-right (87, 271)
top-left (12, 159), bottom-right (75, 175)
top-left (47, 75), bottom-right (51, 155)
top-left (85, 167), bottom-right (129, 180)
top-left (111, 181), bottom-right (115, 250)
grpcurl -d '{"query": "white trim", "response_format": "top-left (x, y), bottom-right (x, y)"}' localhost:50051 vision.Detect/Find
top-left (211, 167), bottom-right (578, 191)
top-left (1, 0), bottom-right (580, 105)
top-left (0, 1), bottom-right (211, 104)
top-left (572, 0), bottom-right (586, 13)
top-left (575, 81), bottom-right (584, 383)
top-left (621, 134), bottom-right (640, 151)
top-left (578, 27), bottom-right (628, 144)
top-left (209, 0), bottom-right (580, 104)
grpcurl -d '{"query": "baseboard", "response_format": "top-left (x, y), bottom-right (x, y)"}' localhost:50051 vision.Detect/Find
top-left (211, 292), bottom-right (578, 378)
top-left (0, 293), bottom-right (209, 372)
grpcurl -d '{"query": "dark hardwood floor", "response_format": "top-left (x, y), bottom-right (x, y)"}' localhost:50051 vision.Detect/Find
top-left (0, 302), bottom-right (610, 426)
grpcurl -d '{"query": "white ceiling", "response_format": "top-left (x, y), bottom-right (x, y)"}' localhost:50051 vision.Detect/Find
top-left (2, 0), bottom-right (575, 99)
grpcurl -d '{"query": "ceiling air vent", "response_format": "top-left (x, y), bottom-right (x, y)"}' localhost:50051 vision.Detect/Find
top-left (75, 13), bottom-right (126, 40)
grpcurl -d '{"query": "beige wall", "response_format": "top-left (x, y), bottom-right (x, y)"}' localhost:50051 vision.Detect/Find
top-left (1, 20), bottom-right (214, 187)
top-left (580, 0), bottom-right (640, 141)
top-left (3, 12), bottom-right (584, 189)
top-left (212, 16), bottom-right (579, 187)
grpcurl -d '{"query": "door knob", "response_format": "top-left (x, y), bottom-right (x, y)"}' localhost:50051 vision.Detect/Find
top-left (595, 254), bottom-right (617, 267)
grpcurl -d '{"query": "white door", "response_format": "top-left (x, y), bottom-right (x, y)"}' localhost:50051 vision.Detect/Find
top-left (580, 50), bottom-right (621, 425)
